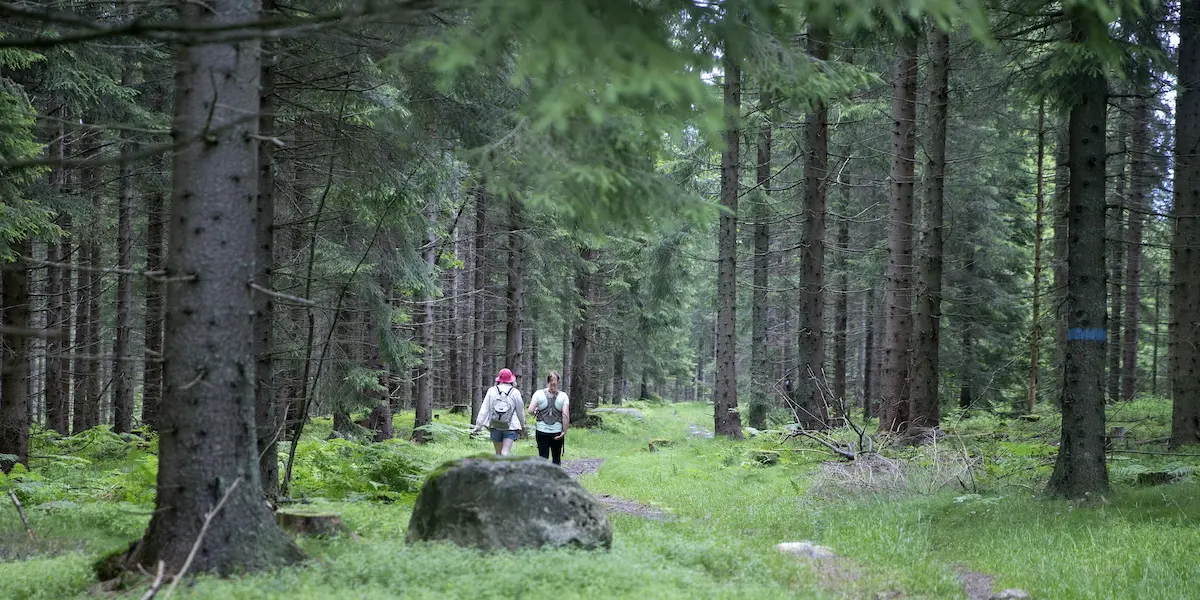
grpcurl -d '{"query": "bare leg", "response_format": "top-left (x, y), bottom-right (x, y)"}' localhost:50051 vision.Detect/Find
top-left (500, 438), bottom-right (515, 456)
top-left (492, 441), bottom-right (504, 455)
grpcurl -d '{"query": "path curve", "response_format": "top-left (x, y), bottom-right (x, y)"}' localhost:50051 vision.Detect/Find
top-left (562, 458), bottom-right (671, 520)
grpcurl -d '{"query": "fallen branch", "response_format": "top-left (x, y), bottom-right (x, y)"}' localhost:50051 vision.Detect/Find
top-left (140, 561), bottom-right (166, 600)
top-left (785, 429), bottom-right (856, 461)
top-left (7, 490), bottom-right (34, 540)
top-left (1110, 449), bottom-right (1200, 458)
top-left (162, 477), bottom-right (242, 600)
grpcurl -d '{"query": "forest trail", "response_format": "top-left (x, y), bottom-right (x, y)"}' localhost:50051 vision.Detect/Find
top-left (562, 458), bottom-right (671, 520)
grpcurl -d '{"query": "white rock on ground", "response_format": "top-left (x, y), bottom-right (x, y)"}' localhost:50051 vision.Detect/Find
top-left (776, 541), bottom-right (837, 559)
top-left (989, 589), bottom-right (1030, 600)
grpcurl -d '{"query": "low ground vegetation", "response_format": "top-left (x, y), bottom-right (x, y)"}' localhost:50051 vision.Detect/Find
top-left (1, 399), bottom-right (1197, 599)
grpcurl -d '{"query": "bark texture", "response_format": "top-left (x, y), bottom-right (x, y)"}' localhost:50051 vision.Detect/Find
top-left (0, 249), bottom-right (31, 472)
top-left (1173, 0), bottom-right (1200, 447)
top-left (123, 0), bottom-right (302, 573)
top-left (910, 25), bottom-right (949, 431)
top-left (1048, 14), bottom-right (1110, 498)
top-left (714, 53), bottom-right (743, 439)
top-left (796, 25), bottom-right (831, 429)
top-left (878, 28), bottom-right (919, 432)
top-left (749, 89), bottom-right (772, 430)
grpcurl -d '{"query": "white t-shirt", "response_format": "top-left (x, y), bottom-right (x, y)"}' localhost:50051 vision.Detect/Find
top-left (531, 388), bottom-right (569, 434)
top-left (475, 384), bottom-right (524, 431)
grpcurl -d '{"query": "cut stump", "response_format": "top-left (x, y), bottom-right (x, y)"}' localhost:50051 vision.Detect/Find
top-left (276, 510), bottom-right (345, 537)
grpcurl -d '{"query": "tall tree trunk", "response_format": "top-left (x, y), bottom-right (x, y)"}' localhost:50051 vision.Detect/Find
top-left (569, 248), bottom-right (598, 424)
top-left (1122, 92), bottom-right (1150, 402)
top-left (1172, 0), bottom-right (1200, 448)
top-left (413, 198), bottom-right (437, 443)
top-left (0, 248), bottom-right (31, 472)
top-left (878, 26), bottom-right (919, 433)
top-left (796, 25), bottom-right (831, 430)
top-left (1151, 271), bottom-right (1162, 397)
top-left (1107, 114), bottom-right (1129, 403)
top-left (45, 107), bottom-right (69, 435)
top-left (714, 51), bottom-right (743, 439)
top-left (612, 349), bottom-right (624, 405)
top-left (505, 198), bottom-right (524, 377)
top-left (1048, 12), bottom-right (1110, 498)
top-left (72, 133), bottom-right (99, 434)
top-left (123, 0), bottom-right (302, 572)
top-left (254, 18), bottom-right (280, 497)
top-left (113, 129), bottom-right (135, 434)
top-left (960, 245), bottom-right (978, 412)
top-left (833, 215), bottom-right (849, 407)
top-left (1053, 121), bottom-right (1070, 403)
top-left (1028, 102), bottom-right (1047, 413)
top-left (142, 184), bottom-right (166, 430)
top-left (364, 277), bottom-right (393, 442)
top-left (86, 182), bottom-right (103, 427)
top-left (749, 89), bottom-right (772, 430)
top-left (470, 185), bottom-right (486, 423)
top-left (862, 289), bottom-right (877, 420)
top-left (909, 24), bottom-right (949, 431)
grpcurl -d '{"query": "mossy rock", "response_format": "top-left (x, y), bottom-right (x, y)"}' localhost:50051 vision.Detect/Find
top-left (407, 456), bottom-right (611, 551)
top-left (648, 438), bottom-right (674, 452)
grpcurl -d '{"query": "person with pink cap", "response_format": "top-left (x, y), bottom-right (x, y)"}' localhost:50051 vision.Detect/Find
top-left (472, 368), bottom-right (526, 456)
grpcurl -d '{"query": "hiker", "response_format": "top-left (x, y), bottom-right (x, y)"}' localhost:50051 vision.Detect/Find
top-left (528, 371), bottom-right (570, 465)
top-left (473, 368), bottom-right (525, 456)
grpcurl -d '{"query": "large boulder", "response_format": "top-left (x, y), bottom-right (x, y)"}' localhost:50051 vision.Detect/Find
top-left (406, 456), bottom-right (612, 551)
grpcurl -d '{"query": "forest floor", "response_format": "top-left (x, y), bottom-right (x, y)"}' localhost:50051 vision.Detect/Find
top-left (2, 398), bottom-right (1199, 599)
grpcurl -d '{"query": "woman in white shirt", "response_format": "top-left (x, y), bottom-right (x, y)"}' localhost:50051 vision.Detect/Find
top-left (473, 368), bottom-right (525, 456)
top-left (527, 371), bottom-right (570, 465)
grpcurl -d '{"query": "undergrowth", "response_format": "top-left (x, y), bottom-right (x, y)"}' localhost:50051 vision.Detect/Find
top-left (0, 399), bottom-right (1197, 599)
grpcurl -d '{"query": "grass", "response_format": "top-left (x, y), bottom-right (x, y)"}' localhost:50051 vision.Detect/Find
top-left (1, 399), bottom-right (1199, 599)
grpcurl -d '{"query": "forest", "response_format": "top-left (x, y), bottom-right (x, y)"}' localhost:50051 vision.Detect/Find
top-left (0, 0), bottom-right (1199, 598)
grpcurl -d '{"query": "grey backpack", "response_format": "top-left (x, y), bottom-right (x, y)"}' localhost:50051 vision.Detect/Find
top-left (488, 386), bottom-right (517, 429)
top-left (536, 389), bottom-right (562, 425)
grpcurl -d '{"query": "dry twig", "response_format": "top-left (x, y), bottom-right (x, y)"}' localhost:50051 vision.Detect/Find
top-left (162, 477), bottom-right (243, 599)
top-left (7, 490), bottom-right (35, 540)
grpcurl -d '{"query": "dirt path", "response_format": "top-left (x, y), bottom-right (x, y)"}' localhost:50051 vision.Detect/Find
top-left (953, 565), bottom-right (996, 600)
top-left (562, 458), bottom-right (671, 520)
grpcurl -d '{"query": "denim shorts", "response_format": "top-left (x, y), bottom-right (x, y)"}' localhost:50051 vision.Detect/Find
top-left (490, 429), bottom-right (519, 442)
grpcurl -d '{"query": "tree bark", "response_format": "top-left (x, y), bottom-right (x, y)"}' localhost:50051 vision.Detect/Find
top-left (412, 198), bottom-right (437, 443)
top-left (1052, 120), bottom-right (1071, 404)
top-left (142, 184), bottom-right (166, 430)
top-left (72, 133), bottom-right (99, 434)
top-left (1122, 92), bottom-right (1150, 402)
top-left (862, 288), bottom-right (877, 420)
top-left (1048, 12), bottom-right (1110, 498)
top-left (833, 215), bottom-right (849, 408)
top-left (1172, 0), bottom-right (1200, 448)
top-left (569, 248), bottom-right (598, 424)
top-left (255, 15), bottom-right (280, 496)
top-left (45, 108), bottom-right (69, 436)
top-left (1107, 113), bottom-right (1129, 403)
top-left (505, 198), bottom-right (524, 378)
top-left (796, 24), bottom-right (831, 430)
top-left (909, 24), bottom-right (949, 431)
top-left (749, 88), bottom-right (772, 430)
top-left (0, 248), bottom-right (31, 472)
top-left (112, 52), bottom-right (137, 434)
top-left (714, 50), bottom-right (743, 439)
top-left (1028, 102), bottom-right (1047, 413)
top-left (878, 26), bottom-right (919, 433)
top-left (612, 349), bottom-right (625, 405)
top-left (470, 185), bottom-right (487, 423)
top-left (123, 0), bottom-right (302, 572)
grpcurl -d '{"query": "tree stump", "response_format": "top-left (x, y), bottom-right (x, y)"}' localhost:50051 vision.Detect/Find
top-left (276, 510), bottom-right (345, 537)
top-left (648, 438), bottom-right (674, 452)
top-left (449, 404), bottom-right (470, 415)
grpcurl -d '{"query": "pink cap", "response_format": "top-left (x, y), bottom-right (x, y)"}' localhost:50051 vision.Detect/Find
top-left (495, 368), bottom-right (515, 384)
